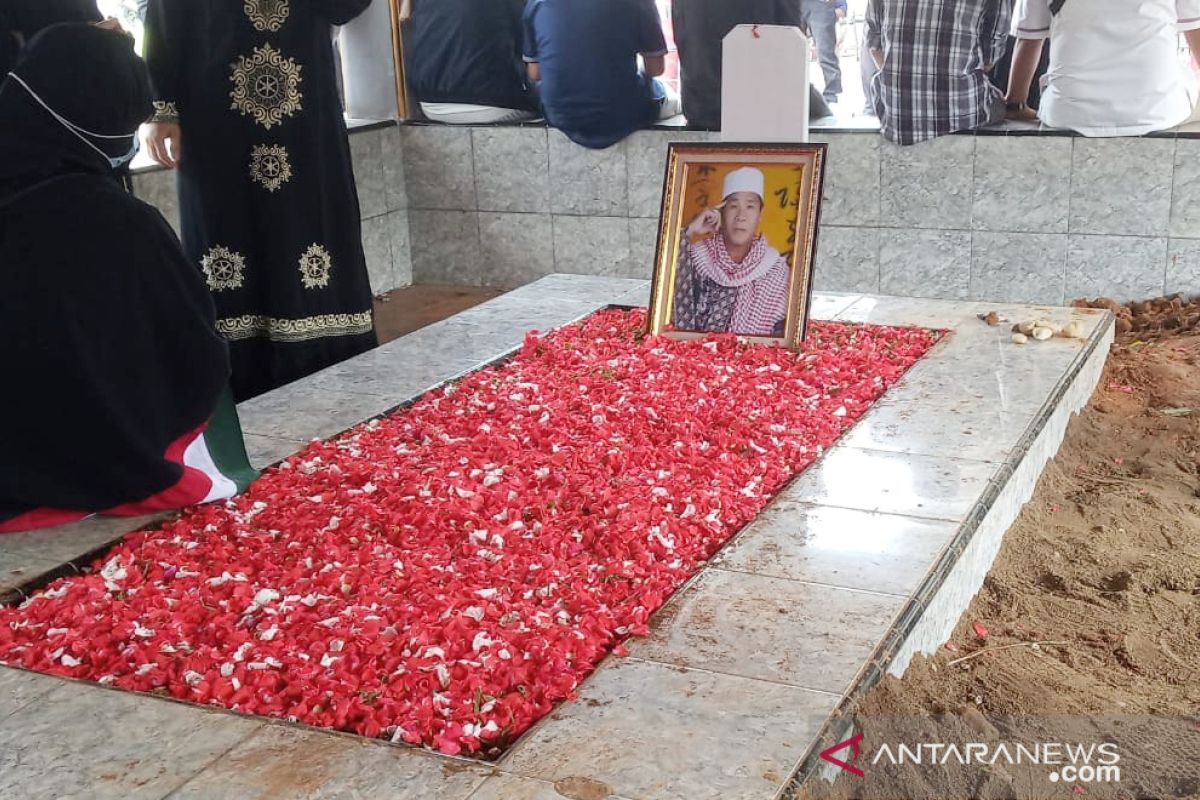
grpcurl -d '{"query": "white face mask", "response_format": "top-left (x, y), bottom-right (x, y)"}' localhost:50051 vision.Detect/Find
top-left (5, 71), bottom-right (141, 169)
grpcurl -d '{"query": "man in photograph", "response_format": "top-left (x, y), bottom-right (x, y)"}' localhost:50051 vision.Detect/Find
top-left (672, 166), bottom-right (791, 337)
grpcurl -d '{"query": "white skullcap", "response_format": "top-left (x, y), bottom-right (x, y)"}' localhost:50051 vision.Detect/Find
top-left (722, 166), bottom-right (765, 201)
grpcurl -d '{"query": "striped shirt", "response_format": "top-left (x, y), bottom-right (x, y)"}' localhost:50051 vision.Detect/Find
top-left (867, 0), bottom-right (1013, 145)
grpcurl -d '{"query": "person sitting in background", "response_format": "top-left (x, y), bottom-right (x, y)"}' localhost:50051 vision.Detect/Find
top-left (1005, 0), bottom-right (1200, 136)
top-left (671, 0), bottom-right (832, 129)
top-left (673, 167), bottom-right (790, 337)
top-left (802, 0), bottom-right (843, 104)
top-left (0, 24), bottom-right (253, 533)
top-left (400, 0), bottom-right (538, 124)
top-left (523, 0), bottom-right (681, 149)
top-left (867, 0), bottom-right (1014, 144)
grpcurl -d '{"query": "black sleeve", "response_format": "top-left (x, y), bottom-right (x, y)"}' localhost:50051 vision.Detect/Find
top-left (508, 0), bottom-right (526, 60)
top-left (142, 0), bottom-right (184, 123)
top-left (308, 0), bottom-right (373, 25)
top-left (670, 0), bottom-right (686, 57)
top-left (775, 0), bottom-right (806, 28)
top-left (634, 0), bottom-right (667, 55)
top-left (10, 0), bottom-right (101, 34)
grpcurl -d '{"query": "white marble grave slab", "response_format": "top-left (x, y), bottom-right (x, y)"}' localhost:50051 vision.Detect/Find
top-left (0, 276), bottom-right (1112, 800)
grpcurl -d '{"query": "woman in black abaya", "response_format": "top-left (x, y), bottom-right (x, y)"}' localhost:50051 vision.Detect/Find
top-left (143, 0), bottom-right (378, 401)
top-left (0, 24), bottom-right (255, 533)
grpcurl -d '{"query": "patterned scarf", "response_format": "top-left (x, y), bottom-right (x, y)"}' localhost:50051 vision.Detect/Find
top-left (690, 233), bottom-right (790, 335)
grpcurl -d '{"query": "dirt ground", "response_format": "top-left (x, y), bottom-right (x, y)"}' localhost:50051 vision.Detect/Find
top-left (803, 296), bottom-right (1200, 800)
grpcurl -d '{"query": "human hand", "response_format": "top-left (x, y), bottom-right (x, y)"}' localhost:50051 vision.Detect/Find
top-left (93, 18), bottom-right (127, 34)
top-left (1004, 101), bottom-right (1038, 122)
top-left (686, 206), bottom-right (721, 239)
top-left (144, 122), bottom-right (182, 169)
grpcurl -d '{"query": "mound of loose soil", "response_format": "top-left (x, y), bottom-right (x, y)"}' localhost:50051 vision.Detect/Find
top-left (1074, 294), bottom-right (1200, 340)
top-left (802, 319), bottom-right (1200, 800)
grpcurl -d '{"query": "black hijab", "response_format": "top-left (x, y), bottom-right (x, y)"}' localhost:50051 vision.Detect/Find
top-left (0, 22), bottom-right (151, 200)
top-left (0, 24), bottom-right (231, 524)
top-left (1, 0), bottom-right (102, 72)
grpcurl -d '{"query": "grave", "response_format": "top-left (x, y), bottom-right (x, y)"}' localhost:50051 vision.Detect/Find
top-left (0, 275), bottom-right (1112, 799)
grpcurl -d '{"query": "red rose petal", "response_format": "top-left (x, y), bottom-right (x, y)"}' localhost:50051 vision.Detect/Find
top-left (0, 310), bottom-right (938, 754)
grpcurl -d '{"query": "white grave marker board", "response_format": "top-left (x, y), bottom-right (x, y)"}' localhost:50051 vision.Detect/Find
top-left (721, 24), bottom-right (810, 142)
top-left (339, 1), bottom-right (401, 120)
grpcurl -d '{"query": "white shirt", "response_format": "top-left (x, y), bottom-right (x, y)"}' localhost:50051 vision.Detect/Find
top-left (1014, 0), bottom-right (1200, 136)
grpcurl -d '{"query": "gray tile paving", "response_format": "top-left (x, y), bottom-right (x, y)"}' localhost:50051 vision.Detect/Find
top-left (236, 386), bottom-right (398, 443)
top-left (627, 569), bottom-right (904, 694)
top-left (0, 515), bottom-right (161, 565)
top-left (166, 725), bottom-right (488, 800)
top-left (243, 434), bottom-right (308, 471)
top-left (468, 773), bottom-right (637, 800)
top-left (0, 553), bottom-right (64, 599)
top-left (0, 666), bottom-right (63, 721)
top-left (715, 504), bottom-right (958, 597)
top-left (780, 447), bottom-right (999, 521)
top-left (501, 658), bottom-right (836, 800)
top-left (0, 681), bottom-right (260, 800)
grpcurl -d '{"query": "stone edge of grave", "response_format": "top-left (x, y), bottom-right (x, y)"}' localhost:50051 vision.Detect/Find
top-left (776, 309), bottom-right (1116, 800)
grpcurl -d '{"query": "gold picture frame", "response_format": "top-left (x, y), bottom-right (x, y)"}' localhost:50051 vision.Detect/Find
top-left (387, 0), bottom-right (411, 119)
top-left (647, 142), bottom-right (827, 349)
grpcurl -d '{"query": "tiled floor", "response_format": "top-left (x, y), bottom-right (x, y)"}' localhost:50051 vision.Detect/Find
top-left (0, 277), bottom-right (1113, 800)
top-left (373, 284), bottom-right (505, 345)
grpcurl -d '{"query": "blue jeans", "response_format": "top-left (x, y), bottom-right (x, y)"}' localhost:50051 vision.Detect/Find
top-left (802, 0), bottom-right (843, 101)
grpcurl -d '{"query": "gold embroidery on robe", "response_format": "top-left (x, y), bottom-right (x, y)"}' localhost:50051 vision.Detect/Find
top-left (249, 144), bottom-right (293, 192)
top-left (230, 44), bottom-right (303, 130)
top-left (217, 312), bottom-right (374, 342)
top-left (243, 0), bottom-right (290, 32)
top-left (150, 100), bottom-right (179, 124)
top-left (298, 244), bottom-right (333, 289)
top-left (201, 246), bottom-right (247, 292)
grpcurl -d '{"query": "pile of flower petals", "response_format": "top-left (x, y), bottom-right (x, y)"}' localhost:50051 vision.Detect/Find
top-left (0, 310), bottom-right (938, 756)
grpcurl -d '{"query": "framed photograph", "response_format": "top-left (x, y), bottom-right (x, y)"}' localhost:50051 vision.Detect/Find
top-left (646, 142), bottom-right (827, 349)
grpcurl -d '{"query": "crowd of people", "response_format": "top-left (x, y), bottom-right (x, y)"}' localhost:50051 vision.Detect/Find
top-left (404, 0), bottom-right (1200, 146)
top-left (864, 0), bottom-right (1200, 144)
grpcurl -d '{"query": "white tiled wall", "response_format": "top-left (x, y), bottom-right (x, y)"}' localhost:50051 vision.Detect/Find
top-left (133, 123), bottom-right (1200, 302)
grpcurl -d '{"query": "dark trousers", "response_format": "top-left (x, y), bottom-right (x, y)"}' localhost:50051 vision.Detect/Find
top-left (801, 0), bottom-right (842, 101)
